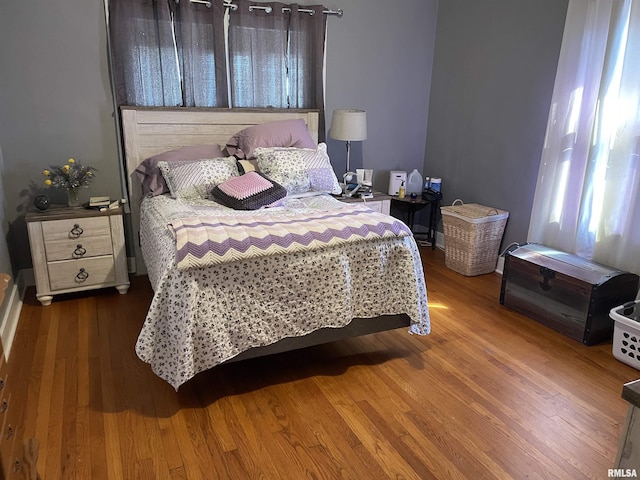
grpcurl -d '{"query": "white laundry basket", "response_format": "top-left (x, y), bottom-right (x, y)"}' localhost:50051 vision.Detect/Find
top-left (610, 301), bottom-right (640, 370)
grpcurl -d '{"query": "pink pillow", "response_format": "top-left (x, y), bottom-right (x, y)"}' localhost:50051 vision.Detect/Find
top-left (135, 144), bottom-right (225, 196)
top-left (225, 119), bottom-right (316, 159)
top-left (217, 171), bottom-right (273, 199)
top-left (210, 172), bottom-right (287, 210)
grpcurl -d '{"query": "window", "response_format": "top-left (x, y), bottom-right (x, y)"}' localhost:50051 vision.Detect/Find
top-left (107, 0), bottom-right (326, 115)
top-left (528, 0), bottom-right (640, 274)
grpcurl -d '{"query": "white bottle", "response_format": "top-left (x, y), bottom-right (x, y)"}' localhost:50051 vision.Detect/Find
top-left (406, 169), bottom-right (422, 195)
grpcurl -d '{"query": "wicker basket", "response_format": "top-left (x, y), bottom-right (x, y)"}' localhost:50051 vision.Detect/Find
top-left (440, 200), bottom-right (509, 276)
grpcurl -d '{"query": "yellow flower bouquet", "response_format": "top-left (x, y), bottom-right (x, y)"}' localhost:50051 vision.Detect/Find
top-left (42, 158), bottom-right (96, 206)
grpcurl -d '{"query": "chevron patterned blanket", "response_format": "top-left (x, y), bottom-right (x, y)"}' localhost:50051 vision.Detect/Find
top-left (169, 206), bottom-right (412, 270)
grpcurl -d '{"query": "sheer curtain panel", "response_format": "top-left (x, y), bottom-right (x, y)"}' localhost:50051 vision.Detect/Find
top-left (108, 0), bottom-right (228, 107)
top-left (227, 0), bottom-right (327, 138)
top-left (528, 0), bottom-right (640, 275)
top-left (288, 4), bottom-right (327, 139)
top-left (228, 1), bottom-right (290, 108)
top-left (109, 0), bottom-right (181, 106)
top-left (174, 1), bottom-right (228, 107)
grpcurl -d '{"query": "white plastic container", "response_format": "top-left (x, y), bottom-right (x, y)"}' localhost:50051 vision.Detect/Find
top-left (388, 171), bottom-right (407, 196)
top-left (610, 301), bottom-right (640, 370)
top-left (406, 169), bottom-right (422, 195)
top-left (430, 177), bottom-right (442, 192)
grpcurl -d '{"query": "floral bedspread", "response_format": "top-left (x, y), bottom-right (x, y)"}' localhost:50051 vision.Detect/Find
top-left (136, 193), bottom-right (430, 390)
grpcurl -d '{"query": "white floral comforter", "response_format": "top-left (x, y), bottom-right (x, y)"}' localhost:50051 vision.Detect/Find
top-left (135, 193), bottom-right (430, 390)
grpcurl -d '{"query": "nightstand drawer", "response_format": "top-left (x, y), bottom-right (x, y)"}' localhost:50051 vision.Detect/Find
top-left (336, 191), bottom-right (392, 215)
top-left (44, 235), bottom-right (113, 261)
top-left (41, 216), bottom-right (110, 241)
top-left (48, 257), bottom-right (116, 291)
top-left (26, 207), bottom-right (130, 305)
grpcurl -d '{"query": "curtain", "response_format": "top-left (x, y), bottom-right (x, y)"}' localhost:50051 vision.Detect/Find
top-left (528, 0), bottom-right (640, 274)
top-left (228, 1), bottom-right (290, 108)
top-left (288, 4), bottom-right (327, 140)
top-left (109, 0), bottom-right (181, 106)
top-left (174, 1), bottom-right (229, 107)
top-left (108, 0), bottom-right (326, 114)
top-left (228, 1), bottom-right (327, 138)
top-left (108, 0), bottom-right (228, 107)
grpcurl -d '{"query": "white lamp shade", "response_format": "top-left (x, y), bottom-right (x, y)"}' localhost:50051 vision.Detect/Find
top-left (329, 109), bottom-right (367, 141)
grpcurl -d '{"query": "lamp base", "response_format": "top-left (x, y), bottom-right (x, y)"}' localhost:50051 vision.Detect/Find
top-left (343, 171), bottom-right (356, 184)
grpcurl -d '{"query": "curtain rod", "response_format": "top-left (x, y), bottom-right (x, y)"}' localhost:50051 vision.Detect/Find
top-left (187, 0), bottom-right (343, 17)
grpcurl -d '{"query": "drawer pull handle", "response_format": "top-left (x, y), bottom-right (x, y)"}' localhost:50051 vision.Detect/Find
top-left (0, 399), bottom-right (7, 413)
top-left (76, 268), bottom-right (89, 282)
top-left (70, 224), bottom-right (84, 237)
top-left (74, 244), bottom-right (87, 257)
top-left (6, 424), bottom-right (13, 439)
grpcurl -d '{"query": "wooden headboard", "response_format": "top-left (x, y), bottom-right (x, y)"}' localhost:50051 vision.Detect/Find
top-left (120, 106), bottom-right (320, 273)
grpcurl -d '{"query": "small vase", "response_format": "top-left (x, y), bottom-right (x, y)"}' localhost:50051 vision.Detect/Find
top-left (33, 195), bottom-right (50, 211)
top-left (66, 188), bottom-right (80, 207)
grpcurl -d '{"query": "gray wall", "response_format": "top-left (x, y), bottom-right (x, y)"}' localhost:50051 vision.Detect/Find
top-left (0, 0), bottom-right (122, 272)
top-left (425, 0), bottom-right (568, 248)
top-left (0, 0), bottom-right (437, 273)
top-left (0, 150), bottom-right (13, 277)
top-left (324, 0), bottom-right (438, 193)
top-left (0, 0), bottom-right (570, 273)
top-left (0, 149), bottom-right (16, 326)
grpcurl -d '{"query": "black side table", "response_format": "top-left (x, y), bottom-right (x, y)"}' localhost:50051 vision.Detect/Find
top-left (391, 190), bottom-right (442, 249)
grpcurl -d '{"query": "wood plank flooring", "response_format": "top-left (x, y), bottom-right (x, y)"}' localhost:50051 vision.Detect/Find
top-left (10, 247), bottom-right (639, 479)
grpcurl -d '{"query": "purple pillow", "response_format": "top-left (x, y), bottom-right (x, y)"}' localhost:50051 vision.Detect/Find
top-left (225, 119), bottom-right (316, 159)
top-left (135, 144), bottom-right (225, 196)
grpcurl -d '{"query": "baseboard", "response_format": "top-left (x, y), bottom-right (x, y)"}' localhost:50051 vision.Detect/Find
top-left (495, 256), bottom-right (505, 275)
top-left (0, 273), bottom-right (26, 361)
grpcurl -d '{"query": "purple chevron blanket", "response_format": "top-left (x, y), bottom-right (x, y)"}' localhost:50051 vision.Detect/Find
top-left (169, 206), bottom-right (412, 270)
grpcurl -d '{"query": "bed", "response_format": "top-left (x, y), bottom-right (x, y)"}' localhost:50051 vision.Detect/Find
top-left (120, 106), bottom-right (430, 390)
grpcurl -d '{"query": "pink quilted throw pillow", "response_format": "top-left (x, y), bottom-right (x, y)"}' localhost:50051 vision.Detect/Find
top-left (218, 171), bottom-right (273, 199)
top-left (211, 172), bottom-right (287, 210)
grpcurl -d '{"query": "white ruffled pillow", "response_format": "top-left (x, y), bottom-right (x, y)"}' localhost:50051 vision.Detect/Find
top-left (254, 143), bottom-right (342, 195)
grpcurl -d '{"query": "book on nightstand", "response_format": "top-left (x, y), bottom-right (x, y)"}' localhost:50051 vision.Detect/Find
top-left (84, 197), bottom-right (123, 212)
top-left (89, 196), bottom-right (111, 207)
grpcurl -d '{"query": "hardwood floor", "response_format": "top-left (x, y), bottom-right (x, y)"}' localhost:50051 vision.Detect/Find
top-left (9, 247), bottom-right (639, 479)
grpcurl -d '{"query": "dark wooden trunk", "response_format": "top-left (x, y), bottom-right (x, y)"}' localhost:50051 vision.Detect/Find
top-left (500, 244), bottom-right (639, 345)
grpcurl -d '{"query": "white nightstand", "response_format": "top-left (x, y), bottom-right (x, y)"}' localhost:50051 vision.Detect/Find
top-left (26, 206), bottom-right (130, 306)
top-left (336, 191), bottom-right (392, 215)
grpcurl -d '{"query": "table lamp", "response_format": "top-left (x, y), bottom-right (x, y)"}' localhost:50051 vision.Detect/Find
top-left (329, 109), bottom-right (367, 180)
